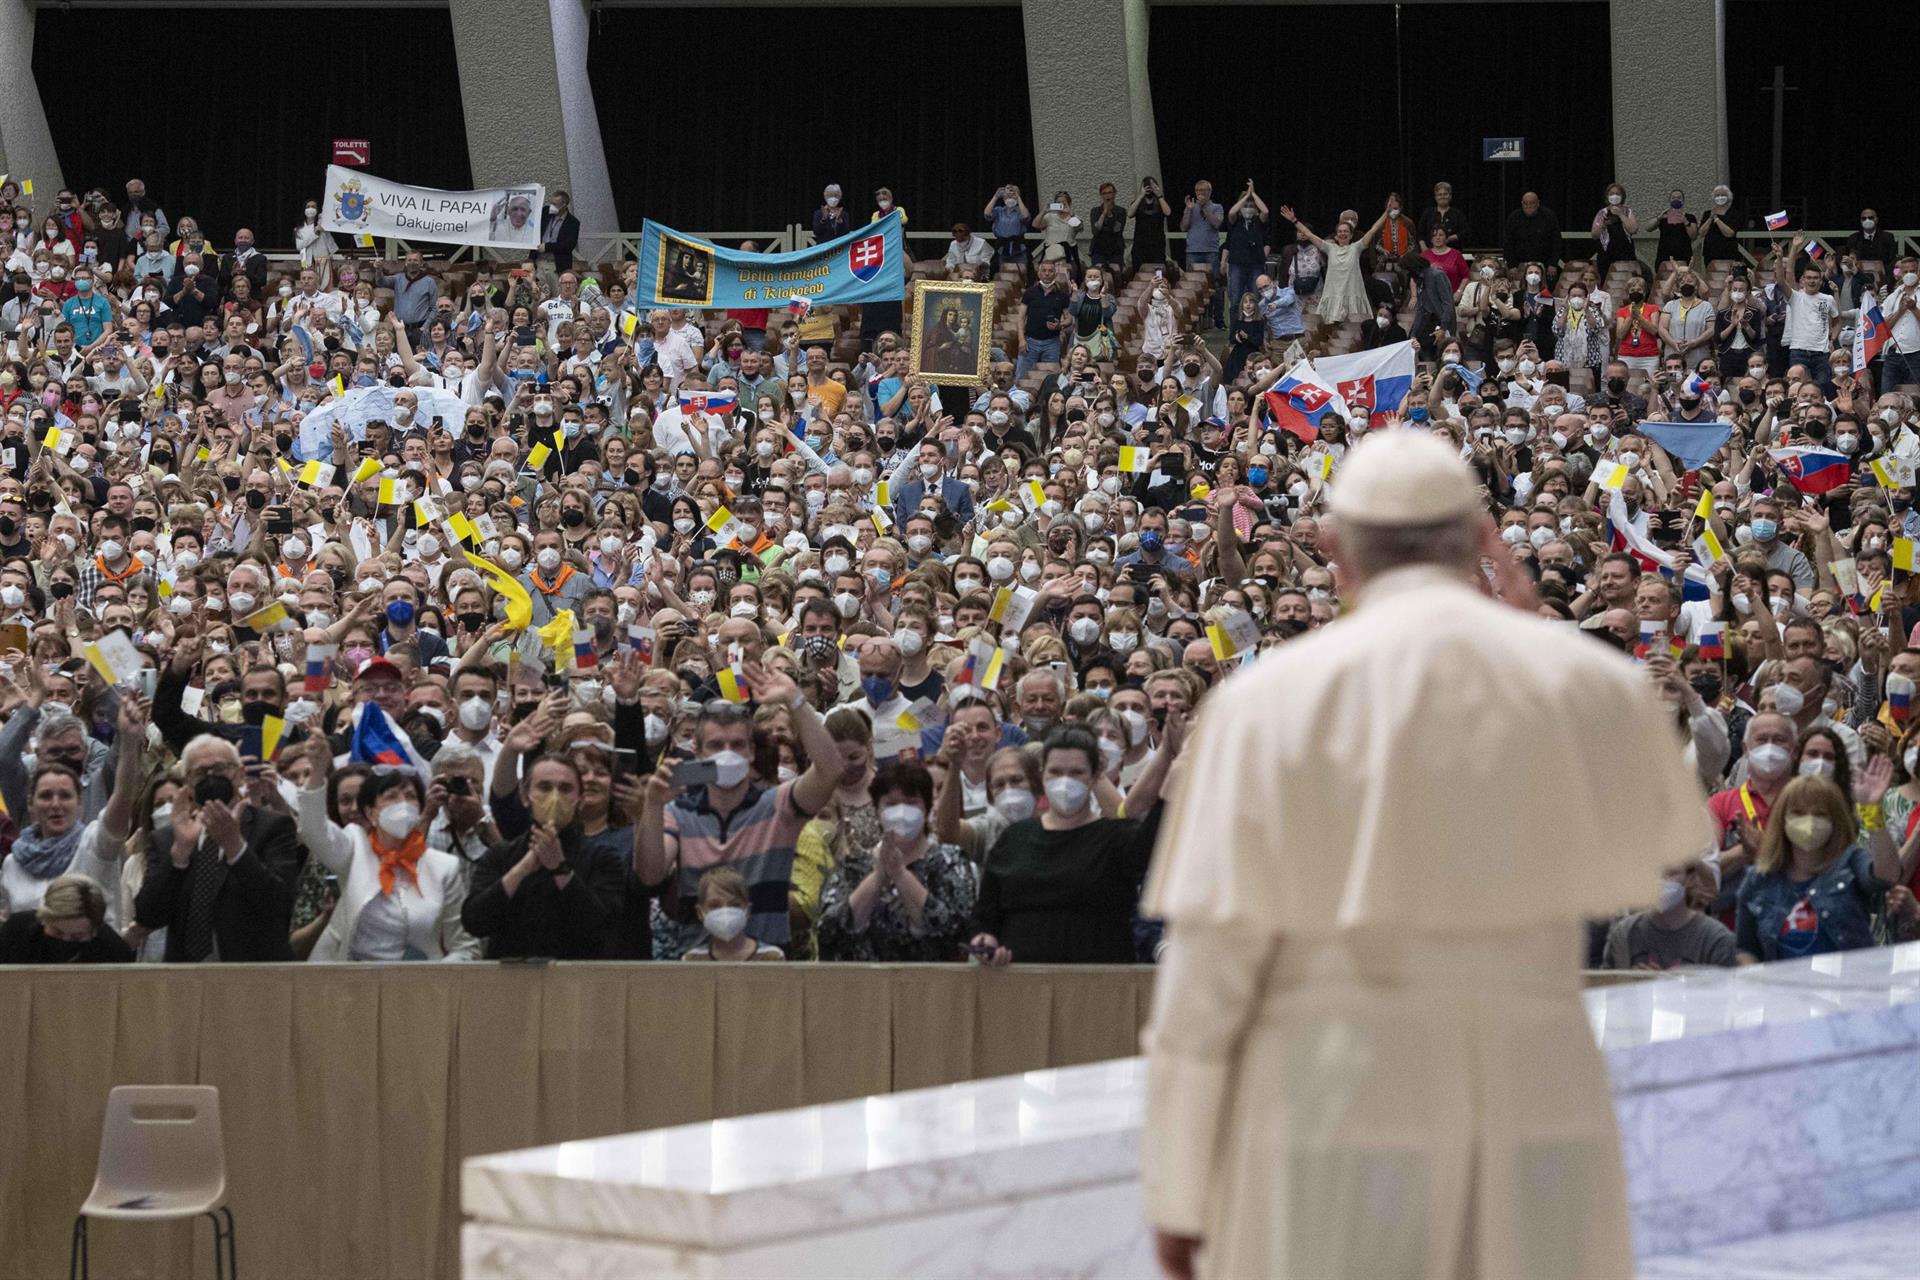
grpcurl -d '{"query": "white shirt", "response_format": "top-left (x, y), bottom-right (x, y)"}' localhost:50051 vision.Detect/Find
top-left (1783, 287), bottom-right (1837, 352)
top-left (538, 296), bottom-right (577, 349)
top-left (651, 404), bottom-right (733, 457)
top-left (1886, 284), bottom-right (1920, 354)
top-left (649, 326), bottom-right (701, 390)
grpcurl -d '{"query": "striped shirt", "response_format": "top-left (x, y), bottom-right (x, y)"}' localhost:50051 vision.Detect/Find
top-left (665, 780), bottom-right (808, 947)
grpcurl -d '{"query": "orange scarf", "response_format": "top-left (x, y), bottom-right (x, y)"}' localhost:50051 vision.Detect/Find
top-left (530, 563), bottom-right (576, 595)
top-left (371, 828), bottom-right (427, 896)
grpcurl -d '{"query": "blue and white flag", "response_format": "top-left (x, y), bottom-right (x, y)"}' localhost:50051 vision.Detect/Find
top-left (634, 211), bottom-right (906, 309)
top-left (1638, 421), bottom-right (1733, 473)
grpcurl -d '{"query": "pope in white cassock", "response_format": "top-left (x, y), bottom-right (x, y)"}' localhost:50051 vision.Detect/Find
top-left (1141, 429), bottom-right (1713, 1280)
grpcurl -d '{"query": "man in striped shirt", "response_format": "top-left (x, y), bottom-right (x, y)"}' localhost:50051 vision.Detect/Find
top-left (638, 662), bottom-right (843, 952)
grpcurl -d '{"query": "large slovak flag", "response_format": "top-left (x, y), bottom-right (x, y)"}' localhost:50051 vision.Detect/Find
top-left (1309, 341), bottom-right (1419, 426)
top-left (1604, 490), bottom-right (1673, 574)
top-left (1770, 446), bottom-right (1852, 495)
top-left (1263, 365), bottom-right (1351, 442)
top-left (350, 702), bottom-right (432, 777)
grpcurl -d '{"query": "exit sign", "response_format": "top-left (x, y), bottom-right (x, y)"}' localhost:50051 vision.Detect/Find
top-left (332, 138), bottom-right (370, 167)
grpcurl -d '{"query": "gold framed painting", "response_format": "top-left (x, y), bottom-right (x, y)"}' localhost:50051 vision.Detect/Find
top-left (655, 234), bottom-right (715, 307)
top-left (909, 280), bottom-right (994, 387)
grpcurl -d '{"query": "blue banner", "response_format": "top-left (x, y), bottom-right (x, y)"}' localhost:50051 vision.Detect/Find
top-left (634, 211), bottom-right (906, 309)
top-left (1638, 421), bottom-right (1733, 473)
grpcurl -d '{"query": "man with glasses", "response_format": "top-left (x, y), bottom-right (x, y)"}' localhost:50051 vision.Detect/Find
top-left (134, 734), bottom-right (304, 962)
top-left (638, 662), bottom-right (845, 953)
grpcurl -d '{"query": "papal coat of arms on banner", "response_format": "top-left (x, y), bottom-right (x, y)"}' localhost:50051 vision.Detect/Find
top-left (333, 178), bottom-right (370, 228)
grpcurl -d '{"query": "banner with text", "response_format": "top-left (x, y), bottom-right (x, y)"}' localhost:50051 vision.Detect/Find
top-left (634, 210), bottom-right (905, 309)
top-left (318, 165), bottom-right (543, 250)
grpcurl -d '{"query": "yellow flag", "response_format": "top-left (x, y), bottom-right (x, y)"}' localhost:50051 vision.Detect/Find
top-left (377, 479), bottom-right (402, 506)
top-left (448, 512), bottom-right (477, 546)
top-left (352, 457), bottom-right (382, 483)
top-left (1592, 459), bottom-right (1628, 491)
top-left (536, 610), bottom-right (576, 667)
top-left (715, 667), bottom-right (749, 704)
top-left (705, 505), bottom-right (734, 534)
top-left (259, 714), bottom-right (286, 762)
top-left (463, 550), bottom-right (534, 632)
top-left (1118, 446), bottom-right (1149, 473)
top-left (1698, 526), bottom-right (1726, 563)
top-left (297, 460), bottom-right (330, 487)
top-left (527, 442), bottom-right (552, 470)
top-left (1694, 489), bottom-right (1714, 520)
top-left (242, 601), bottom-right (294, 632)
top-left (1896, 539), bottom-right (1917, 573)
top-left (875, 480), bottom-right (890, 507)
top-left (329, 374), bottom-right (346, 396)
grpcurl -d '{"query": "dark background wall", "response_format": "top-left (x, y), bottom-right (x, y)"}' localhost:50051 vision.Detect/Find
top-left (27, 2), bottom-right (1905, 248)
top-left (32, 8), bottom-right (473, 246)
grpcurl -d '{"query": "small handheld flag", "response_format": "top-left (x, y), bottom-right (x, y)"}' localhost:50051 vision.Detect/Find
top-left (526, 441), bottom-right (552, 471)
top-left (1765, 210), bottom-right (1789, 231)
top-left (572, 628), bottom-right (598, 671)
top-left (241, 601), bottom-right (295, 633)
top-left (678, 390), bottom-right (738, 416)
top-left (1889, 673), bottom-right (1915, 725)
top-left (628, 624), bottom-right (656, 664)
top-left (349, 701), bottom-right (431, 776)
top-left (304, 643), bottom-right (337, 695)
top-left (1696, 627), bottom-right (1725, 661)
top-left (352, 457), bottom-right (382, 483)
top-left (715, 666), bottom-right (749, 704)
top-left (1118, 446), bottom-right (1149, 473)
top-left (1592, 458), bottom-right (1629, 491)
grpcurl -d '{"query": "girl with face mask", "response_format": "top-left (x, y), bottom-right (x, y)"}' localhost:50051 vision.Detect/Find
top-left (1597, 859), bottom-right (1734, 969)
top-left (684, 866), bottom-right (782, 961)
top-left (292, 739), bottom-right (482, 962)
top-left (816, 762), bottom-right (976, 961)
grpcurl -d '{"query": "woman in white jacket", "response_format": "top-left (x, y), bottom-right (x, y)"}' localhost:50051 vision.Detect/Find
top-left (294, 736), bottom-right (479, 962)
top-left (294, 199), bottom-right (336, 266)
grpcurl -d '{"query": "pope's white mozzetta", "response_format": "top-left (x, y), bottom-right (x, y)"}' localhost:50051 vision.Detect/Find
top-left (1140, 429), bottom-right (1715, 1279)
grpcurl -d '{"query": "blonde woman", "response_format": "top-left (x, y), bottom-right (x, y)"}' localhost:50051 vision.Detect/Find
top-left (789, 706), bottom-right (875, 958)
top-left (1735, 774), bottom-right (1899, 963)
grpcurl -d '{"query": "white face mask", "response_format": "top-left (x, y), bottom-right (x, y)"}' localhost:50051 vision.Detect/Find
top-left (708, 749), bottom-right (750, 788)
top-left (986, 556), bottom-right (1015, 581)
top-left (1655, 879), bottom-right (1686, 913)
top-left (458, 697), bottom-right (493, 732)
top-left (536, 547), bottom-right (562, 571)
top-left (1797, 756), bottom-right (1835, 781)
top-left (1770, 683), bottom-right (1805, 716)
top-left (824, 553), bottom-right (851, 575)
top-left (954, 576), bottom-right (983, 594)
top-left (893, 626), bottom-right (923, 656)
top-left (833, 591), bottom-right (861, 618)
top-left (703, 905), bottom-right (748, 940)
top-left (994, 788), bottom-right (1036, 821)
top-left (880, 803), bottom-right (926, 841)
top-left (377, 800), bottom-right (421, 840)
top-left (227, 590), bottom-right (256, 615)
top-left (1045, 775), bottom-right (1090, 815)
top-left (1746, 741), bottom-right (1791, 779)
top-left (1068, 616), bottom-right (1102, 644)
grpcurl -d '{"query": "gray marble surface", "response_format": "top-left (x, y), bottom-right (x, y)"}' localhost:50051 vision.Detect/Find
top-left (1638, 1207), bottom-right (1920, 1279)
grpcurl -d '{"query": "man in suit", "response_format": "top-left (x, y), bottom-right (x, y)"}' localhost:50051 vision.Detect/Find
top-left (135, 734), bottom-right (304, 962)
top-left (891, 438), bottom-right (975, 528)
top-left (218, 227), bottom-right (269, 297)
top-left (534, 190), bottom-right (581, 276)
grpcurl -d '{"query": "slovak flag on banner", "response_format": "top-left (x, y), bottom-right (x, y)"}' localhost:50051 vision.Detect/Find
top-left (1309, 341), bottom-right (1418, 425)
top-left (678, 389), bottom-right (738, 415)
top-left (848, 232), bottom-right (887, 283)
top-left (1769, 446), bottom-right (1852, 494)
top-left (1855, 293), bottom-right (1889, 371)
top-left (350, 702), bottom-right (431, 777)
top-left (1263, 366), bottom-right (1351, 442)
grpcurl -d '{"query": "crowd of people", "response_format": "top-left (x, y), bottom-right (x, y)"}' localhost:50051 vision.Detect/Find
top-left (0, 168), bottom-right (1916, 972)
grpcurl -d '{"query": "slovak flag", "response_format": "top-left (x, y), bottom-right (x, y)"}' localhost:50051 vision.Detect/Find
top-left (1310, 341), bottom-right (1418, 426)
top-left (1263, 366), bottom-right (1351, 442)
top-left (1696, 626), bottom-right (1725, 661)
top-left (848, 232), bottom-right (886, 283)
top-left (349, 702), bottom-right (431, 777)
top-left (787, 297), bottom-right (812, 317)
top-left (1855, 293), bottom-right (1889, 371)
top-left (1636, 620), bottom-right (1675, 660)
top-left (1682, 371), bottom-right (1712, 398)
top-left (678, 389), bottom-right (738, 416)
top-left (572, 628), bottom-right (599, 671)
top-left (1765, 210), bottom-right (1790, 231)
top-left (1605, 490), bottom-right (1673, 574)
top-left (1769, 446), bottom-right (1852, 494)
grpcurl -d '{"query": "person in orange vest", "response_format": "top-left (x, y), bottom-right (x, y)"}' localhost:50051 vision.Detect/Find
top-left (76, 513), bottom-right (154, 608)
top-left (518, 530), bottom-right (591, 626)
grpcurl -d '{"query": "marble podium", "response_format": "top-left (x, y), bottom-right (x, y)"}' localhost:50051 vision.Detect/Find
top-left (463, 944), bottom-right (1920, 1279)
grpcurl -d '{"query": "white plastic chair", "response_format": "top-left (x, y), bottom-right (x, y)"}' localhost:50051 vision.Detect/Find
top-left (69, 1085), bottom-right (236, 1279)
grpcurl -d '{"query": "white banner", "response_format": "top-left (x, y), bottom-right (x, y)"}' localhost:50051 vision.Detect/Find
top-left (296, 384), bottom-right (471, 459)
top-left (318, 165), bottom-right (544, 250)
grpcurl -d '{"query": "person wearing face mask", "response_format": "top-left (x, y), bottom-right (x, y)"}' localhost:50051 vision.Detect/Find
top-left (1716, 275), bottom-right (1765, 368)
top-left (462, 744), bottom-right (630, 960)
top-left (1659, 270), bottom-right (1717, 371)
top-left (1735, 775), bottom-right (1899, 962)
top-left (1707, 711), bottom-right (1798, 890)
top-left (1599, 859), bottom-right (1735, 969)
top-left (293, 736), bottom-right (481, 962)
top-left (846, 639), bottom-right (917, 765)
top-left (639, 662), bottom-right (848, 955)
top-left (969, 717), bottom-right (1185, 967)
top-left (683, 867), bottom-right (783, 961)
top-left (1744, 496), bottom-right (1816, 590)
top-left (1877, 255), bottom-right (1920, 389)
top-left (518, 534), bottom-right (592, 626)
top-left (816, 762), bottom-right (976, 961)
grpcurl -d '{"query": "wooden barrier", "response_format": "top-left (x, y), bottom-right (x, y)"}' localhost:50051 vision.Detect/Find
top-left (0, 963), bottom-right (1158, 1280)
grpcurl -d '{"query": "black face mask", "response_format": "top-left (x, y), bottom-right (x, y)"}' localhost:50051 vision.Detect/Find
top-left (275, 433), bottom-right (293, 452)
top-left (458, 611), bottom-right (486, 631)
top-left (240, 700), bottom-right (282, 726)
top-left (1607, 377), bottom-right (1628, 394)
top-left (1738, 388), bottom-right (1757, 405)
top-left (150, 454), bottom-right (173, 470)
top-left (561, 508), bottom-right (586, 528)
top-left (245, 490), bottom-right (267, 510)
top-left (130, 516), bottom-right (155, 534)
top-left (1689, 673), bottom-right (1722, 703)
top-left (49, 581), bottom-right (73, 600)
top-left (0, 516), bottom-right (13, 537)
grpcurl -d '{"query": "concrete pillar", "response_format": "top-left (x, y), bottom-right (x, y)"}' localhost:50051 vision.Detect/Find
top-left (1610, 0), bottom-right (1726, 217)
top-left (0, 0), bottom-right (65, 200)
top-left (448, 0), bottom-right (617, 251)
top-left (1022, 0), bottom-right (1161, 213)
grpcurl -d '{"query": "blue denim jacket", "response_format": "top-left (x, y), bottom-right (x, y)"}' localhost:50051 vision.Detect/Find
top-left (1734, 844), bottom-right (1885, 961)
